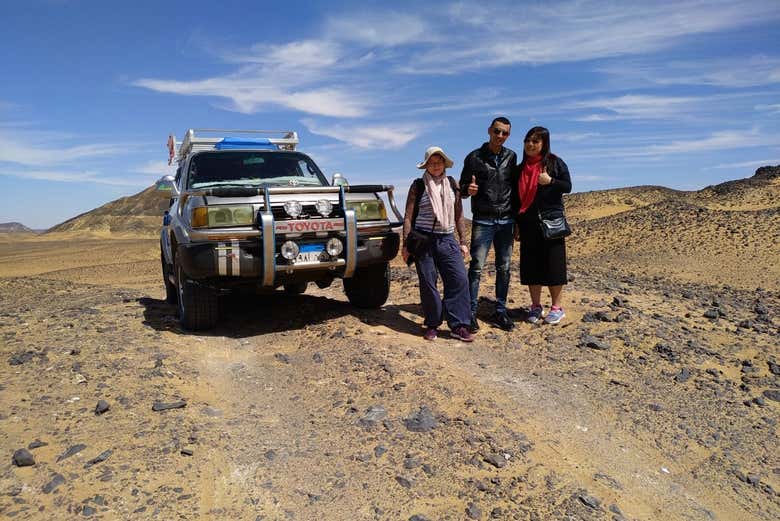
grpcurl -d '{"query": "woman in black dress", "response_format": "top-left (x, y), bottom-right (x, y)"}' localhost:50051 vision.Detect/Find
top-left (513, 126), bottom-right (572, 324)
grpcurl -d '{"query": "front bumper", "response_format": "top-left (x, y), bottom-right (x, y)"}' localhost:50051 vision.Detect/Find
top-left (176, 230), bottom-right (399, 285)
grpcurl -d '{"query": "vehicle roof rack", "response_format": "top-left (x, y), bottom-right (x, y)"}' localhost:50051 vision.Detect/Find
top-left (168, 128), bottom-right (299, 164)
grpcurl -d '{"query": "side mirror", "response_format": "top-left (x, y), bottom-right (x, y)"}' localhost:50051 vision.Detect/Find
top-left (155, 175), bottom-right (179, 197)
top-left (331, 172), bottom-right (349, 186)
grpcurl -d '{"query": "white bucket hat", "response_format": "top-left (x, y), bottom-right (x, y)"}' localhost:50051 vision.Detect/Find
top-left (417, 146), bottom-right (454, 169)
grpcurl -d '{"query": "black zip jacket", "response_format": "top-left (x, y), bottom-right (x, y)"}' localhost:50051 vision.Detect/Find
top-left (459, 143), bottom-right (518, 220)
top-left (512, 155), bottom-right (572, 221)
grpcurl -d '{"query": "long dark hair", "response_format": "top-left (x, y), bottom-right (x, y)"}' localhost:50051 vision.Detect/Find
top-left (519, 126), bottom-right (556, 173)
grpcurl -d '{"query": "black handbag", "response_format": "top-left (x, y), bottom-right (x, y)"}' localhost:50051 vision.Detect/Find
top-left (538, 210), bottom-right (571, 240)
top-left (405, 228), bottom-right (433, 258)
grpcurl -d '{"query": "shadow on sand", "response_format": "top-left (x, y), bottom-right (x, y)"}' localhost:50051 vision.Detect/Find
top-left (139, 292), bottom-right (426, 338)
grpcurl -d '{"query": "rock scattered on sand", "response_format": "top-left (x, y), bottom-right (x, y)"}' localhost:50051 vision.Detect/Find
top-left (84, 450), bottom-right (113, 469)
top-left (466, 502), bottom-right (482, 519)
top-left (359, 405), bottom-right (387, 428)
top-left (28, 439), bottom-right (47, 449)
top-left (82, 506), bottom-right (96, 517)
top-left (12, 449), bottom-right (35, 467)
top-left (675, 368), bottom-right (692, 383)
top-left (42, 473), bottom-right (65, 493)
top-left (152, 400), bottom-right (187, 412)
top-left (762, 390), bottom-right (780, 402)
top-left (57, 443), bottom-right (87, 462)
top-left (403, 406), bottom-right (438, 433)
top-left (484, 453), bottom-right (507, 469)
top-left (582, 336), bottom-right (610, 350)
top-left (395, 475), bottom-right (414, 488)
top-left (579, 493), bottom-right (601, 509)
top-left (274, 353), bottom-right (290, 364)
top-left (94, 400), bottom-right (110, 415)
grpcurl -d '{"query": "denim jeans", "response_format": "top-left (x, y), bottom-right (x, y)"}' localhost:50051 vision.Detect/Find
top-left (415, 233), bottom-right (471, 330)
top-left (468, 220), bottom-right (514, 315)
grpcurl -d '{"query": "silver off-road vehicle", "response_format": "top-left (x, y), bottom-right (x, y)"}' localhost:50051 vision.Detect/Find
top-left (156, 129), bottom-right (402, 330)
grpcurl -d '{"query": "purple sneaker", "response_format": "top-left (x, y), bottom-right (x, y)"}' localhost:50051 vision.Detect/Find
top-left (544, 307), bottom-right (565, 325)
top-left (423, 327), bottom-right (438, 341)
top-left (527, 305), bottom-right (543, 324)
top-left (451, 326), bottom-right (474, 342)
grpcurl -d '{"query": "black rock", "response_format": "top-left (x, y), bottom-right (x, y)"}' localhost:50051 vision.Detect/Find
top-left (12, 449), bottom-right (35, 467)
top-left (768, 361), bottom-right (780, 376)
top-left (747, 474), bottom-right (761, 486)
top-left (42, 473), bottom-right (65, 494)
top-left (28, 439), bottom-right (47, 449)
top-left (403, 456), bottom-right (421, 469)
top-left (403, 406), bottom-right (438, 433)
top-left (484, 454), bottom-right (507, 469)
top-left (762, 390), bottom-right (780, 402)
top-left (274, 353), bottom-right (290, 364)
top-left (181, 448), bottom-right (194, 456)
top-left (648, 403), bottom-right (664, 412)
top-left (582, 336), bottom-right (610, 350)
top-left (374, 446), bottom-right (387, 458)
top-left (395, 476), bottom-right (413, 488)
top-left (359, 405), bottom-right (387, 428)
top-left (579, 494), bottom-right (601, 509)
top-left (654, 343), bottom-right (679, 362)
top-left (466, 502), bottom-right (482, 519)
top-left (312, 352), bottom-right (324, 364)
top-left (57, 443), bottom-right (87, 462)
top-left (82, 506), bottom-right (96, 517)
top-left (152, 400), bottom-right (187, 411)
top-left (95, 400), bottom-right (110, 415)
top-left (409, 516), bottom-right (430, 521)
top-left (754, 303), bottom-right (769, 315)
top-left (675, 368), bottom-right (692, 383)
top-left (84, 450), bottom-right (113, 468)
top-left (490, 507), bottom-right (503, 518)
top-left (8, 351), bottom-right (35, 366)
top-left (703, 309), bottom-right (718, 319)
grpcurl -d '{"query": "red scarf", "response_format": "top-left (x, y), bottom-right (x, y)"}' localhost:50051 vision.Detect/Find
top-left (518, 154), bottom-right (543, 214)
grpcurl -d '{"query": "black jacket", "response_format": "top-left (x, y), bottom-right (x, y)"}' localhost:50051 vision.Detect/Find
top-left (512, 155), bottom-right (572, 221)
top-left (459, 143), bottom-right (517, 220)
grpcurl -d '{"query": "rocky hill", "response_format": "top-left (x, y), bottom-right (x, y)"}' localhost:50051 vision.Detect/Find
top-left (0, 222), bottom-right (36, 234)
top-left (45, 186), bottom-right (169, 237)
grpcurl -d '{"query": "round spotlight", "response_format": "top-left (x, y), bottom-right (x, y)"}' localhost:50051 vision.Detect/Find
top-left (315, 199), bottom-right (333, 217)
top-left (280, 241), bottom-right (299, 260)
top-left (326, 238), bottom-right (343, 256)
top-left (283, 200), bottom-right (302, 218)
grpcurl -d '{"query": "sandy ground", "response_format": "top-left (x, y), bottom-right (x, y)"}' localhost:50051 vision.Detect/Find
top-left (0, 237), bottom-right (778, 520)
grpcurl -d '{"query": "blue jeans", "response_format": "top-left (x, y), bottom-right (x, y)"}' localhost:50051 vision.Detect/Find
top-left (468, 220), bottom-right (514, 316)
top-left (414, 233), bottom-right (471, 330)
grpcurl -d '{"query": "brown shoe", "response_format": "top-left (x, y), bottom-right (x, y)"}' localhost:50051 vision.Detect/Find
top-left (451, 326), bottom-right (474, 342)
top-left (423, 327), bottom-right (438, 341)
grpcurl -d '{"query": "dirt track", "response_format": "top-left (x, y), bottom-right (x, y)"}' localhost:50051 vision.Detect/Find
top-left (0, 237), bottom-right (779, 520)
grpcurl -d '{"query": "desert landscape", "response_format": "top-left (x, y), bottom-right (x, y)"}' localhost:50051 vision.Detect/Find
top-left (1, 166), bottom-right (778, 520)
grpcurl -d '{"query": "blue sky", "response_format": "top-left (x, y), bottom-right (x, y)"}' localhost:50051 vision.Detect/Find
top-left (1, 0), bottom-right (779, 229)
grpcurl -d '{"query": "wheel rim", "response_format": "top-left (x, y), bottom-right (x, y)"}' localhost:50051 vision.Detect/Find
top-left (176, 263), bottom-right (185, 317)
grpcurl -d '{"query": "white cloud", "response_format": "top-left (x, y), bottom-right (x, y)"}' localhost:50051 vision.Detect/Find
top-left (325, 12), bottom-right (432, 46)
top-left (132, 160), bottom-right (177, 177)
top-left (710, 158), bottom-right (780, 169)
top-left (0, 168), bottom-right (143, 186)
top-left (408, 0), bottom-right (780, 72)
top-left (568, 94), bottom-right (698, 121)
top-left (756, 103), bottom-right (780, 115)
top-left (598, 55), bottom-right (780, 88)
top-left (0, 134), bottom-right (122, 167)
top-left (302, 119), bottom-right (422, 149)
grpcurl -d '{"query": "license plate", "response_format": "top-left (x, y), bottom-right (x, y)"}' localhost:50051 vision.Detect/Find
top-left (296, 243), bottom-right (324, 263)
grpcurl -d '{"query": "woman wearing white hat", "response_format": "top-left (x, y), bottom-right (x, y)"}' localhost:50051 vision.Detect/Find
top-left (402, 146), bottom-right (473, 342)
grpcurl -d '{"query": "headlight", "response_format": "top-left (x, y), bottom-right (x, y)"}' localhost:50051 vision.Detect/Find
top-left (284, 200), bottom-right (302, 218)
top-left (345, 199), bottom-right (387, 221)
top-left (191, 205), bottom-right (254, 228)
top-left (315, 199), bottom-right (333, 217)
top-left (326, 238), bottom-right (343, 256)
top-left (281, 241), bottom-right (299, 260)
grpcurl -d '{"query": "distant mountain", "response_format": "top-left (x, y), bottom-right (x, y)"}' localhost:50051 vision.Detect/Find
top-left (46, 186), bottom-right (170, 237)
top-left (0, 222), bottom-right (36, 233)
top-left (568, 164), bottom-right (780, 290)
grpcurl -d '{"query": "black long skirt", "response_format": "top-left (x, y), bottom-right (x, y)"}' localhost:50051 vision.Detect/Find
top-left (517, 215), bottom-right (568, 286)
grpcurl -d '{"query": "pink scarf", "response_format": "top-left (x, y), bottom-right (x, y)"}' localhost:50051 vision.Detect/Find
top-left (423, 171), bottom-right (454, 230)
top-left (518, 155), bottom-right (543, 214)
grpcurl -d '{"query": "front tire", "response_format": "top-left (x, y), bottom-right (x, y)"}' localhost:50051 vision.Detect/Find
top-left (161, 250), bottom-right (177, 304)
top-left (176, 261), bottom-right (218, 330)
top-left (344, 262), bottom-right (390, 309)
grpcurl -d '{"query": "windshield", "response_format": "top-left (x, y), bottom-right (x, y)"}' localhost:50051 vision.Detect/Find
top-left (187, 151), bottom-right (328, 189)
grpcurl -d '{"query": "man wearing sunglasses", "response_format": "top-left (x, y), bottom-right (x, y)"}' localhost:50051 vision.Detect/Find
top-left (459, 117), bottom-right (518, 332)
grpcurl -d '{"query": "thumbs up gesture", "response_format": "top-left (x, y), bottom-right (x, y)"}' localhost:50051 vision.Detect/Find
top-left (468, 175), bottom-right (479, 196)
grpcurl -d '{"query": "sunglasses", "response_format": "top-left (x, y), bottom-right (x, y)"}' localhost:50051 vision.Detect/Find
top-left (491, 128), bottom-right (510, 137)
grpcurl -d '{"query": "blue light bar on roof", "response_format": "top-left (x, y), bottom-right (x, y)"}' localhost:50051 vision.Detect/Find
top-left (214, 137), bottom-right (278, 150)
